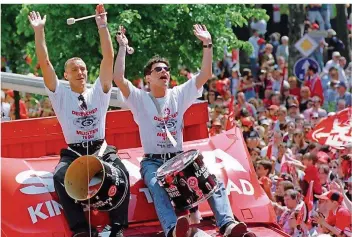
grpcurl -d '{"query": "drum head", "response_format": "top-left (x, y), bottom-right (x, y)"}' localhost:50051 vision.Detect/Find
top-left (157, 149), bottom-right (199, 178)
top-left (64, 155), bottom-right (105, 201)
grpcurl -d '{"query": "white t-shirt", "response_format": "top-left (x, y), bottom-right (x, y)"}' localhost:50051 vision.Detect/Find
top-left (45, 78), bottom-right (112, 144)
top-left (125, 76), bottom-right (203, 154)
top-left (1, 102), bottom-right (11, 120)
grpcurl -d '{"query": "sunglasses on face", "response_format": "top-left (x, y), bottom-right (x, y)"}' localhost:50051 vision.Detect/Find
top-left (151, 66), bottom-right (170, 73)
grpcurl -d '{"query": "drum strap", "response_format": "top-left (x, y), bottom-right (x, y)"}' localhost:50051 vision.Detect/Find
top-left (148, 93), bottom-right (177, 148)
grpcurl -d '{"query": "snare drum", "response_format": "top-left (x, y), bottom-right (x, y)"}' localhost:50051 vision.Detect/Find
top-left (156, 149), bottom-right (218, 210)
top-left (64, 155), bottom-right (129, 211)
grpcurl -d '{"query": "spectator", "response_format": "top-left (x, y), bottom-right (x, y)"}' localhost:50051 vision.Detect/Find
top-left (229, 67), bottom-right (240, 96)
top-left (313, 191), bottom-right (351, 236)
top-left (326, 30), bottom-right (345, 60)
top-left (299, 86), bottom-right (312, 112)
top-left (305, 65), bottom-right (324, 104)
top-left (320, 4), bottom-right (331, 30)
top-left (336, 81), bottom-right (352, 108)
top-left (1, 90), bottom-right (10, 121)
top-left (288, 76), bottom-right (300, 100)
top-left (323, 79), bottom-right (339, 112)
top-left (278, 189), bottom-right (301, 235)
top-left (39, 97), bottom-right (55, 117)
top-left (304, 96), bottom-right (327, 121)
top-left (235, 91), bottom-right (257, 119)
top-left (248, 30), bottom-right (260, 78)
top-left (5, 90), bottom-right (28, 120)
top-left (276, 36), bottom-right (289, 62)
top-left (322, 51), bottom-right (341, 77)
top-left (307, 4), bottom-right (325, 30)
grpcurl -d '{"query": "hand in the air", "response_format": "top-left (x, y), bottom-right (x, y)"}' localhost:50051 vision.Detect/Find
top-left (95, 4), bottom-right (107, 27)
top-left (28, 11), bottom-right (46, 31)
top-left (116, 25), bottom-right (128, 47)
top-left (193, 24), bottom-right (212, 44)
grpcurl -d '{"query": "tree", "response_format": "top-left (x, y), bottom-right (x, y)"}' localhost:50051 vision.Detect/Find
top-left (335, 4), bottom-right (350, 59)
top-left (288, 4), bottom-right (305, 76)
top-left (2, 4), bottom-right (268, 83)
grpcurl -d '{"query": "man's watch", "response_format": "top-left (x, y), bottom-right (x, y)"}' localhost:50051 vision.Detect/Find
top-left (203, 43), bottom-right (213, 48)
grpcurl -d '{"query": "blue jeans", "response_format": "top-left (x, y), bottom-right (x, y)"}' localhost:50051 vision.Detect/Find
top-left (140, 157), bottom-right (235, 237)
top-left (249, 57), bottom-right (258, 79)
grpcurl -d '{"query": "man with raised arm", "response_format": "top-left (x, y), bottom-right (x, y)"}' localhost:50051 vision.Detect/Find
top-left (29, 5), bottom-right (129, 237)
top-left (114, 25), bottom-right (255, 237)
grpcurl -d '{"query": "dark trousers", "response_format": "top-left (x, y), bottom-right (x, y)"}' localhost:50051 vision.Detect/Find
top-left (53, 145), bottom-right (130, 233)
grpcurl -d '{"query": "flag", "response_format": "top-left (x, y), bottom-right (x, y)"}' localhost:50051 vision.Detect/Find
top-left (307, 107), bottom-right (352, 149)
top-left (304, 180), bottom-right (314, 221)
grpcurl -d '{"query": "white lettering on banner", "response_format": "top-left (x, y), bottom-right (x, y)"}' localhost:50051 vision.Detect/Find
top-left (16, 170), bottom-right (54, 194)
top-left (28, 200), bottom-right (63, 224)
top-left (202, 149), bottom-right (247, 175)
top-left (16, 149), bottom-right (251, 199)
top-left (139, 179), bottom-right (255, 204)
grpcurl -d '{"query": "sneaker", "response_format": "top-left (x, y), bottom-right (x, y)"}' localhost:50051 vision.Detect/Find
top-left (223, 221), bottom-right (247, 237)
top-left (109, 224), bottom-right (124, 237)
top-left (189, 209), bottom-right (202, 225)
top-left (110, 229), bottom-right (124, 237)
top-left (173, 216), bottom-right (191, 237)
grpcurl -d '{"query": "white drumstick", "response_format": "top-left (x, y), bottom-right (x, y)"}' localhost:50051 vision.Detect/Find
top-left (67, 12), bottom-right (107, 25)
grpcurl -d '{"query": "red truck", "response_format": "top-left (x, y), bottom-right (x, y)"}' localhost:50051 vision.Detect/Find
top-left (1, 101), bottom-right (289, 237)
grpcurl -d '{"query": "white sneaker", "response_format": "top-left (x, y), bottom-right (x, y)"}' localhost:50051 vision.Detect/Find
top-left (223, 221), bottom-right (247, 237)
top-left (173, 216), bottom-right (190, 237)
top-left (189, 209), bottom-right (202, 224)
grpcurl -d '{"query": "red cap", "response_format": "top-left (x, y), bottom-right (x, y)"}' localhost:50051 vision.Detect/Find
top-left (6, 90), bottom-right (14, 98)
top-left (312, 23), bottom-right (319, 30)
top-left (241, 117), bottom-right (253, 127)
top-left (315, 190), bottom-right (344, 204)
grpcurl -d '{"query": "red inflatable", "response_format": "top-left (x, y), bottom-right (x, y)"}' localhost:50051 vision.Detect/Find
top-left (1, 102), bottom-right (288, 236)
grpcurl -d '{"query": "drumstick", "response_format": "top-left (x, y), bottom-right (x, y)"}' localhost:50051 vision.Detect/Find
top-left (67, 12), bottom-right (107, 25)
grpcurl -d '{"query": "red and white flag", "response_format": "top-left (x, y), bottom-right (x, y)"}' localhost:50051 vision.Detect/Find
top-left (307, 107), bottom-right (352, 149)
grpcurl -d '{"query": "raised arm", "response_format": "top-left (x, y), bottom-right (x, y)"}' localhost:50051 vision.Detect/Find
top-left (28, 11), bottom-right (57, 92)
top-left (113, 25), bottom-right (130, 98)
top-left (95, 4), bottom-right (114, 93)
top-left (193, 24), bottom-right (213, 89)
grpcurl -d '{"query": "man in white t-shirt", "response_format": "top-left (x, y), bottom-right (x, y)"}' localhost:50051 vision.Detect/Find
top-left (29, 5), bottom-right (129, 237)
top-left (113, 25), bottom-right (254, 237)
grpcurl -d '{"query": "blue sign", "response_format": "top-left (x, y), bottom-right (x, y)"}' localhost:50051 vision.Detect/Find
top-left (293, 57), bottom-right (321, 81)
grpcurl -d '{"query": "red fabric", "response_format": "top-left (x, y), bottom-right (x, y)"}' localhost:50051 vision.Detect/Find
top-left (326, 206), bottom-right (352, 232)
top-left (307, 107), bottom-right (352, 149)
top-left (267, 144), bottom-right (272, 158)
top-left (11, 100), bottom-right (28, 119)
top-left (289, 87), bottom-right (301, 101)
top-left (304, 181), bottom-right (314, 216)
top-left (304, 165), bottom-right (322, 195)
top-left (304, 76), bottom-right (324, 104)
top-left (226, 96), bottom-right (235, 131)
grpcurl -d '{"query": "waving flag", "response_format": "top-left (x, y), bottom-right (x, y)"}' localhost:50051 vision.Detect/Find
top-left (307, 107), bottom-right (352, 149)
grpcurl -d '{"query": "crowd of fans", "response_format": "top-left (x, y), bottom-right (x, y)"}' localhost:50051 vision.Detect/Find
top-left (1, 4), bottom-right (351, 237)
top-left (1, 89), bottom-right (55, 120)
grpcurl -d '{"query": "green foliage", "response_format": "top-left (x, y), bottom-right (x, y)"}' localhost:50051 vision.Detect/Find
top-left (2, 4), bottom-right (268, 82)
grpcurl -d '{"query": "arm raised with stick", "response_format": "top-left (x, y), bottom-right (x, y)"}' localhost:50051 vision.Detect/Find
top-left (95, 4), bottom-right (114, 93)
top-left (28, 11), bottom-right (57, 92)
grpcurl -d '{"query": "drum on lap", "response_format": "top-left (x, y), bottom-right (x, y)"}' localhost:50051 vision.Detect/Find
top-left (64, 155), bottom-right (129, 211)
top-left (156, 149), bottom-right (218, 211)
